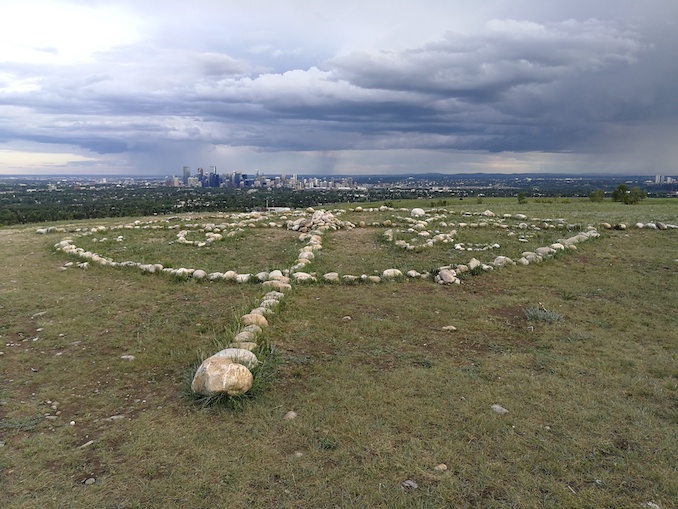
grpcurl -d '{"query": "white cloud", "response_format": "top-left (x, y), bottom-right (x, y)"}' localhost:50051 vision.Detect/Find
top-left (0, 0), bottom-right (676, 175)
top-left (0, 1), bottom-right (142, 65)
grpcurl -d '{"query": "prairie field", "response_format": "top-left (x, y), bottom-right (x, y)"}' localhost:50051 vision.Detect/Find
top-left (1, 198), bottom-right (677, 508)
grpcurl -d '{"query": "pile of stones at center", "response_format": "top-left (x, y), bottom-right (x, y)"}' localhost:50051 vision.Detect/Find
top-left (191, 289), bottom-right (286, 397)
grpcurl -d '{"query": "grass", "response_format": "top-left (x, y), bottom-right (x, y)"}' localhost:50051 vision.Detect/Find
top-left (1, 199), bottom-right (677, 508)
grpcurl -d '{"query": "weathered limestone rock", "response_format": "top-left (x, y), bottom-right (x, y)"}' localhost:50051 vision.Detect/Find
top-left (234, 330), bottom-right (257, 343)
top-left (191, 358), bottom-right (253, 396)
top-left (411, 208), bottom-right (426, 218)
top-left (535, 246), bottom-right (555, 256)
top-left (268, 269), bottom-right (284, 280)
top-left (250, 307), bottom-right (273, 316)
top-left (261, 292), bottom-right (284, 302)
top-left (241, 324), bottom-right (263, 335)
top-left (323, 272), bottom-right (340, 282)
top-left (229, 342), bottom-right (258, 351)
top-left (262, 280), bottom-right (292, 292)
top-left (210, 348), bottom-right (258, 369)
top-left (260, 299), bottom-right (279, 309)
top-left (192, 269), bottom-right (207, 280)
top-left (292, 272), bottom-right (315, 282)
top-left (522, 252), bottom-right (542, 263)
top-left (468, 258), bottom-right (481, 270)
top-left (237, 273), bottom-right (254, 283)
top-left (382, 269), bottom-right (403, 279)
top-left (493, 256), bottom-right (514, 266)
top-left (437, 268), bottom-right (458, 283)
top-left (241, 313), bottom-right (269, 327)
top-left (406, 270), bottom-right (421, 278)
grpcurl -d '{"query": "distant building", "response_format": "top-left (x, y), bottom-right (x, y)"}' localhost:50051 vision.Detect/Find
top-left (183, 166), bottom-right (190, 186)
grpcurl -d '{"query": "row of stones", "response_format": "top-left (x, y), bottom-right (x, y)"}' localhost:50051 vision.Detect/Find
top-left (51, 206), bottom-right (602, 286)
top-left (43, 208), bottom-right (659, 398)
top-left (188, 220), bottom-right (335, 397)
top-left (189, 213), bottom-right (603, 396)
top-left (191, 285), bottom-right (292, 397)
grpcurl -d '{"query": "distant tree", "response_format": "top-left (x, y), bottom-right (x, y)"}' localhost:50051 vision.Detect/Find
top-left (612, 184), bottom-right (645, 204)
top-left (611, 184), bottom-right (629, 202)
top-left (589, 189), bottom-right (604, 202)
top-left (517, 192), bottom-right (527, 204)
top-left (627, 186), bottom-right (646, 204)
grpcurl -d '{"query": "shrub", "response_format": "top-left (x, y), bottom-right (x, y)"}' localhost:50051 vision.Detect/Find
top-left (524, 305), bottom-right (564, 324)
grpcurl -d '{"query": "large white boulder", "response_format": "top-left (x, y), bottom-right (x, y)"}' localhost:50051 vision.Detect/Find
top-left (191, 358), bottom-right (253, 396)
top-left (411, 208), bottom-right (426, 218)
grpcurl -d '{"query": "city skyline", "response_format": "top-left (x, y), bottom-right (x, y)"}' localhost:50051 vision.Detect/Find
top-left (1, 1), bottom-right (677, 176)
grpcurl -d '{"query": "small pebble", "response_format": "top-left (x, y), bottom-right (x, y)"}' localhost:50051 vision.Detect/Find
top-left (442, 325), bottom-right (457, 331)
top-left (434, 463), bottom-right (448, 472)
top-left (120, 355), bottom-right (135, 361)
top-left (491, 404), bottom-right (509, 415)
top-left (70, 421), bottom-right (76, 426)
top-left (342, 316), bottom-right (352, 322)
top-left (84, 477), bottom-right (96, 485)
top-left (401, 479), bottom-right (418, 490)
top-left (283, 411), bottom-right (298, 420)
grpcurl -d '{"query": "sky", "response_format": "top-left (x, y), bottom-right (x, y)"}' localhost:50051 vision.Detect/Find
top-left (1, 0), bottom-right (677, 176)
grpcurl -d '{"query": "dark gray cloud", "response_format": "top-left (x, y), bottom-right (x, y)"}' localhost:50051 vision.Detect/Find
top-left (0, 0), bottom-right (676, 175)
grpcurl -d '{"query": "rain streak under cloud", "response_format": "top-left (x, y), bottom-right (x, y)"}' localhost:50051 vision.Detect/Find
top-left (1, 0), bottom-right (677, 176)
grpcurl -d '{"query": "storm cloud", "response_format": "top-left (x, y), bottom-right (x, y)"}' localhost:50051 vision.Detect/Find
top-left (1, 0), bottom-right (676, 175)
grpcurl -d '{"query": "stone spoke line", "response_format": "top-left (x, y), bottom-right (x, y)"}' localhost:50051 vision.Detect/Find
top-left (38, 206), bottom-right (676, 398)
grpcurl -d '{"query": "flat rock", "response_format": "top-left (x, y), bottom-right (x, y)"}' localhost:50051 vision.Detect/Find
top-left (262, 280), bottom-right (292, 292)
top-left (491, 404), bottom-right (509, 415)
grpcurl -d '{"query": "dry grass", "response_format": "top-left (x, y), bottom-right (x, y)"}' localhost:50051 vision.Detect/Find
top-left (1, 200), bottom-right (677, 508)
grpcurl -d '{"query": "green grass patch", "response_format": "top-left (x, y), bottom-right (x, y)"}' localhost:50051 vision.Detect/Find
top-left (1, 201), bottom-right (677, 508)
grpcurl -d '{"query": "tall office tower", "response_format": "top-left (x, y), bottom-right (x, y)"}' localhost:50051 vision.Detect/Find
top-left (182, 166), bottom-right (190, 186)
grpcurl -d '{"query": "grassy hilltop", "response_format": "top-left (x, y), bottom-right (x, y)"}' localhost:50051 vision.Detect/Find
top-left (1, 198), bottom-right (676, 508)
